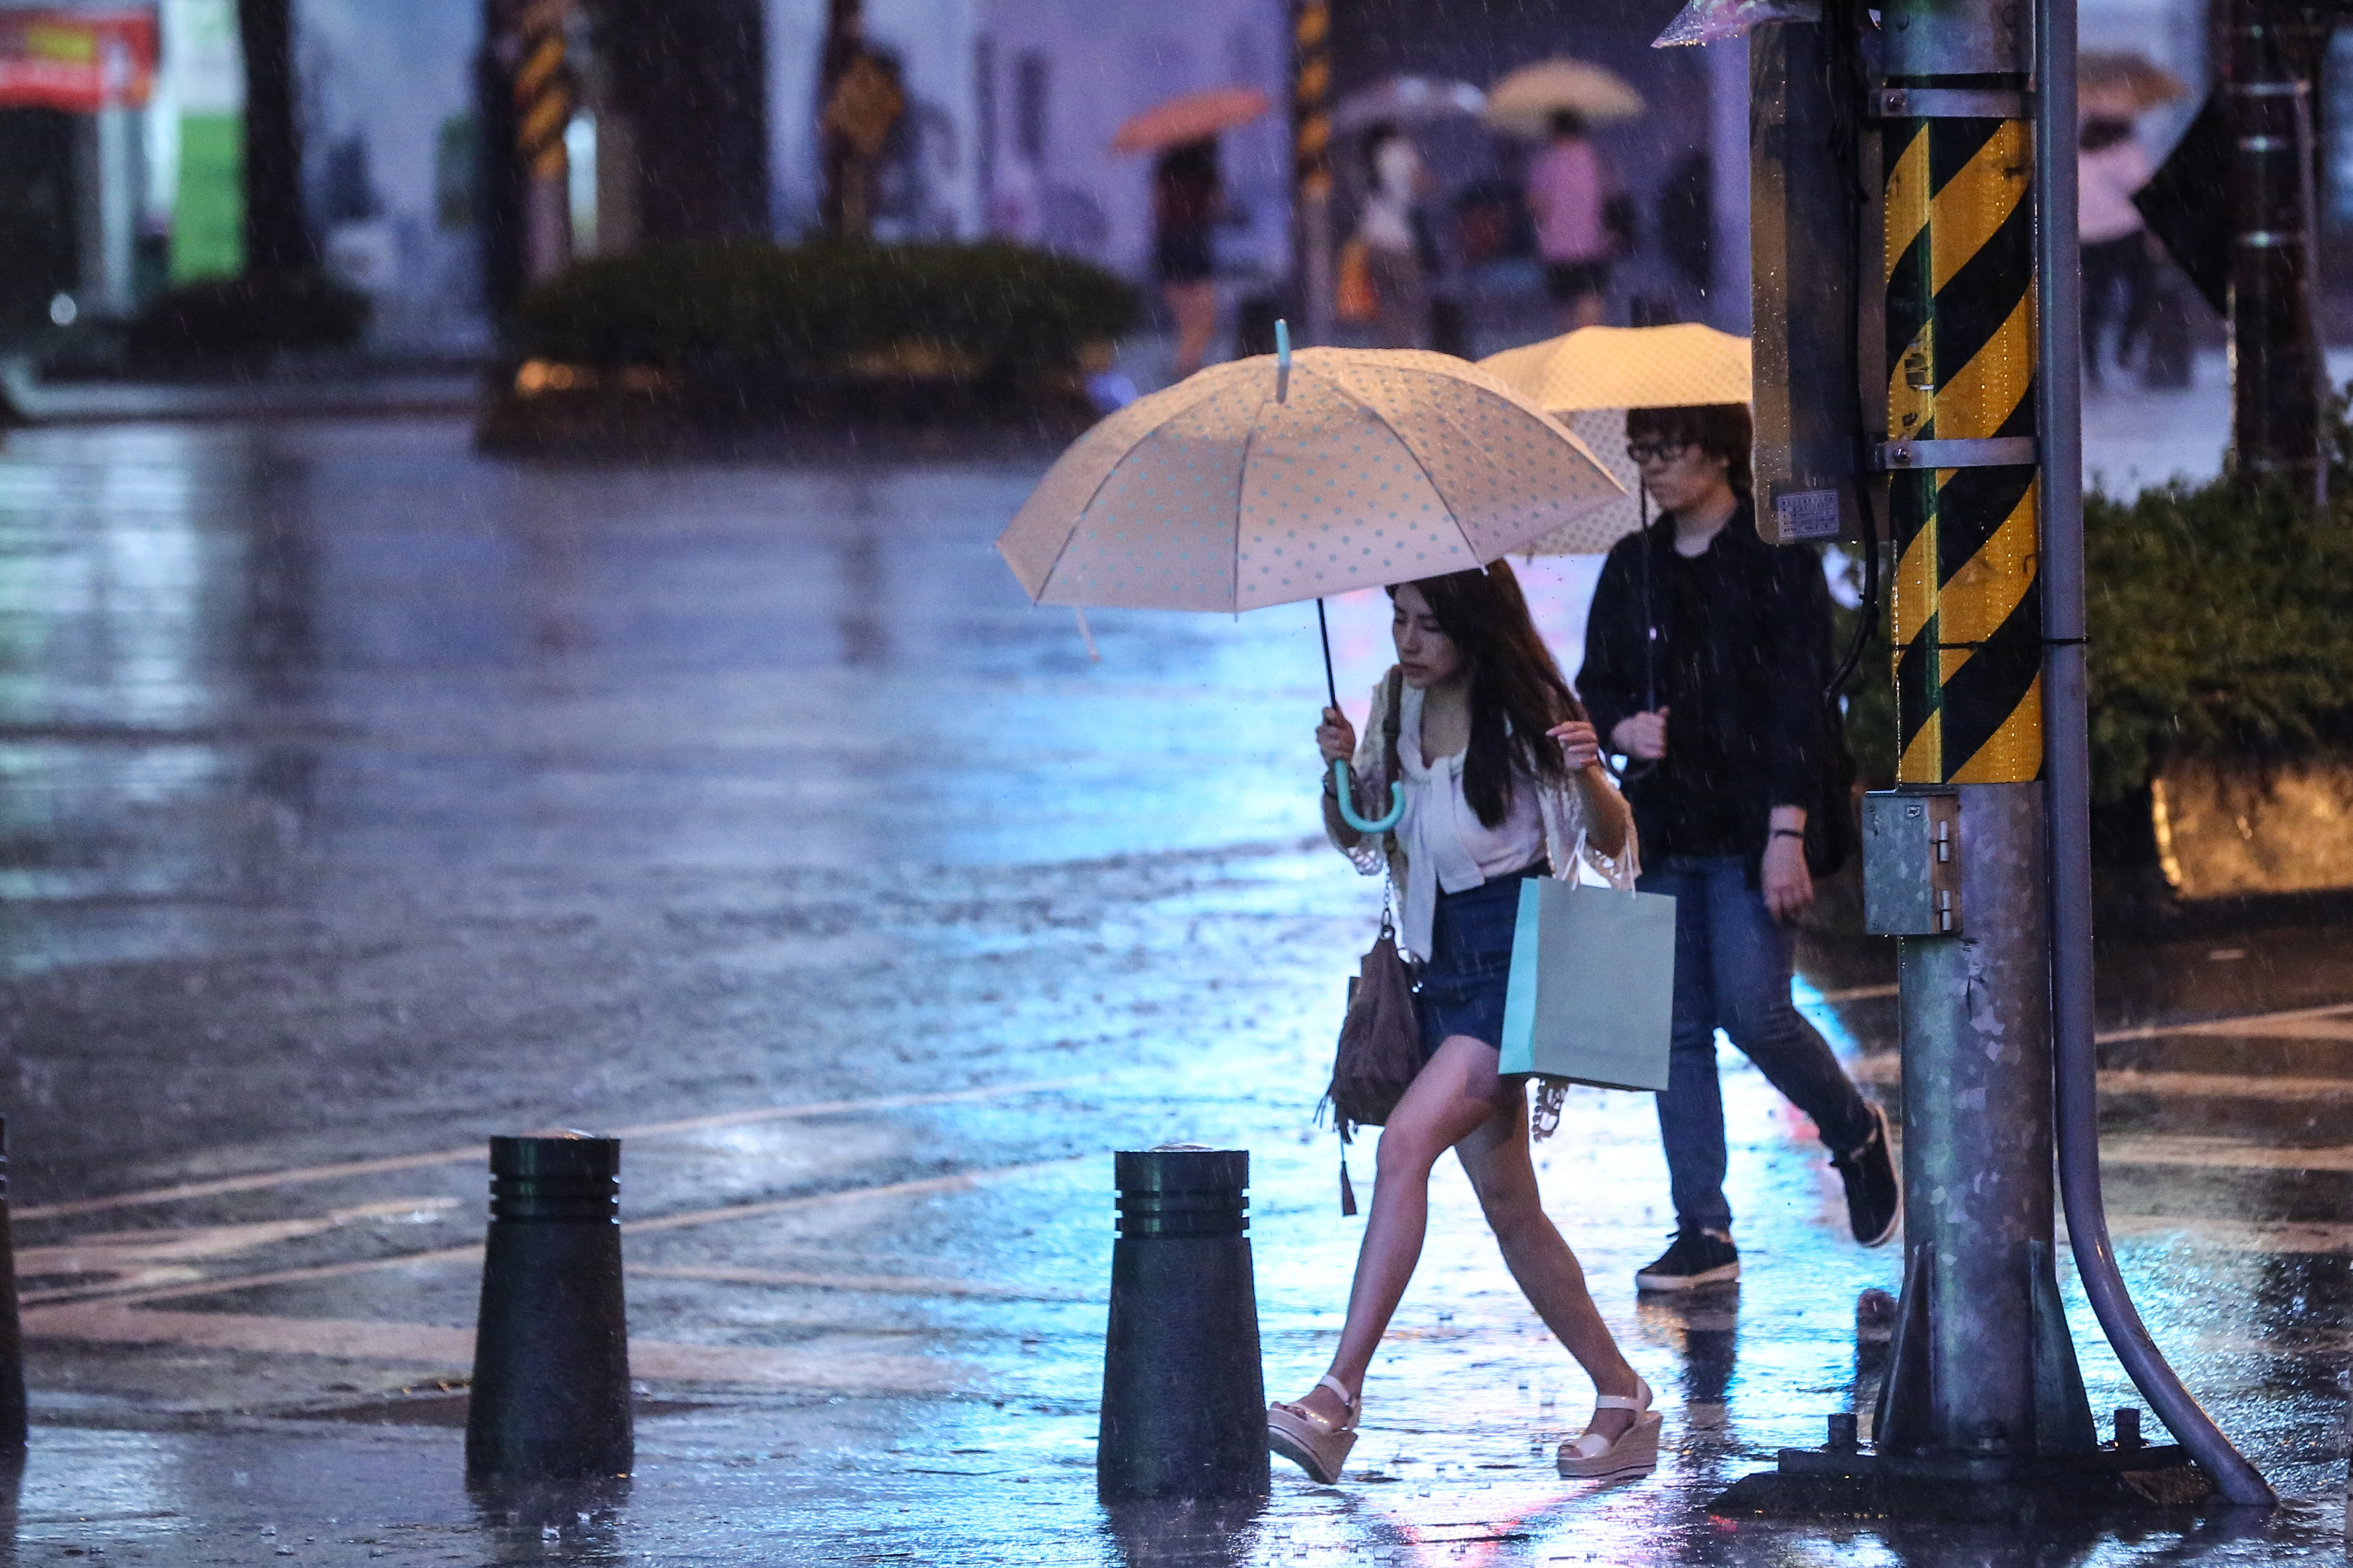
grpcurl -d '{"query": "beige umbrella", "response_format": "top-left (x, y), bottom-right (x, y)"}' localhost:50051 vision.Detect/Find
top-left (1003, 339), bottom-right (1621, 611)
top-left (1480, 323), bottom-right (1751, 555)
top-left (1000, 329), bottom-right (1622, 828)
top-left (1484, 58), bottom-right (1644, 137)
top-left (1110, 87), bottom-right (1272, 155)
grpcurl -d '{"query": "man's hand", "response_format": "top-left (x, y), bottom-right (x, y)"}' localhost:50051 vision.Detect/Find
top-left (1610, 708), bottom-right (1668, 761)
top-left (1762, 806), bottom-right (1813, 920)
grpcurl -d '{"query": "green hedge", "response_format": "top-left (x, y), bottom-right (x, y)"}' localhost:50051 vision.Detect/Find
top-left (1840, 399), bottom-right (2353, 803)
top-left (511, 239), bottom-right (1141, 373)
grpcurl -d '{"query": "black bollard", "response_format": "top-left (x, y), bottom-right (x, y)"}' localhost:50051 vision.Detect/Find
top-left (1099, 1147), bottom-right (1268, 1502)
top-left (465, 1133), bottom-right (632, 1485)
top-left (0, 1117), bottom-right (22, 1451)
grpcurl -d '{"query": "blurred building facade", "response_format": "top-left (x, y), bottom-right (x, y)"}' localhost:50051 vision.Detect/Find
top-left (1, 0), bottom-right (2339, 350)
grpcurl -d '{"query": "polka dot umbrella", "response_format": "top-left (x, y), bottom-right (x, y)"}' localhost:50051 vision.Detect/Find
top-left (999, 325), bottom-right (1622, 828)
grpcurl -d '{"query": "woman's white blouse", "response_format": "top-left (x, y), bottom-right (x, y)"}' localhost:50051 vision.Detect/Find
top-left (1330, 672), bottom-right (1638, 961)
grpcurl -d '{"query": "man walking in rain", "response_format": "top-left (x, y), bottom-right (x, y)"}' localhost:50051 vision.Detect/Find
top-left (1579, 402), bottom-right (1900, 1290)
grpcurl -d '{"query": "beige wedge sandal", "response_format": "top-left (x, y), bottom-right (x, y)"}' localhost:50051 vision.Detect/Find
top-left (1267, 1374), bottom-right (1359, 1484)
top-left (1556, 1377), bottom-right (1662, 1481)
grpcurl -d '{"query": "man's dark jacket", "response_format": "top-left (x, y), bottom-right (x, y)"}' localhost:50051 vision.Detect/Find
top-left (1579, 502), bottom-right (1836, 874)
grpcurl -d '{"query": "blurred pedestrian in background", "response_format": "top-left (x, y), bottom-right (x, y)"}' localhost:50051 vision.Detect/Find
top-left (1579, 404), bottom-right (1900, 1293)
top-left (1527, 111), bottom-right (1618, 331)
top-left (1358, 123), bottom-right (1431, 349)
top-left (2078, 114), bottom-right (2154, 388)
top-left (1153, 139), bottom-right (1224, 378)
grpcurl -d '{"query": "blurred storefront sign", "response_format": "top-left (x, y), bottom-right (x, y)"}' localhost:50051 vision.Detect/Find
top-left (156, 0), bottom-right (245, 280)
top-left (0, 8), bottom-right (157, 113)
top-left (2152, 759), bottom-right (2353, 899)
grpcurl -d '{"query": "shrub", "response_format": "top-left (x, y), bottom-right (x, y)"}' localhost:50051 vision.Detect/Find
top-left (510, 239), bottom-right (1140, 376)
top-left (125, 270), bottom-right (371, 361)
top-left (1839, 399), bottom-right (2353, 804)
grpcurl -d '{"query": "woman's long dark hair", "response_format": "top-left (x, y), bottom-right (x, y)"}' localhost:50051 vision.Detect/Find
top-left (1390, 560), bottom-right (1585, 829)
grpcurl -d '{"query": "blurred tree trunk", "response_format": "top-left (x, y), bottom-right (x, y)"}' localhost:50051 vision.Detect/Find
top-left (590, 0), bottom-right (771, 243)
top-left (237, 0), bottom-right (312, 276)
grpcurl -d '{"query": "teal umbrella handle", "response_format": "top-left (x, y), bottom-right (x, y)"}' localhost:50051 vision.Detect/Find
top-left (1332, 759), bottom-right (1406, 833)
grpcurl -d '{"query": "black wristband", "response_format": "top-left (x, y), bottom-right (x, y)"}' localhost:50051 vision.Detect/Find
top-left (1771, 828), bottom-right (1806, 841)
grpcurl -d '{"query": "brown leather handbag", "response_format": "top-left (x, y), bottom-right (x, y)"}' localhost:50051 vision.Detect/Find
top-left (1319, 670), bottom-right (1418, 1213)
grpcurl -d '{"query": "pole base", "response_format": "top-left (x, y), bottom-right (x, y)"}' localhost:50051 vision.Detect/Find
top-left (1710, 1444), bottom-right (2213, 1521)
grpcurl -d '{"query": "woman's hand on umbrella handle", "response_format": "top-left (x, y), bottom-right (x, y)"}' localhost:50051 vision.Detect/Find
top-left (1547, 719), bottom-right (1603, 772)
top-left (1317, 706), bottom-right (1357, 766)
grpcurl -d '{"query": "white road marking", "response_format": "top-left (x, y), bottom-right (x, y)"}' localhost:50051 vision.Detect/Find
top-left (18, 1303), bottom-right (969, 1393)
top-left (1849, 1060), bottom-right (2353, 1098)
top-left (23, 1159), bottom-right (1082, 1309)
top-left (2101, 1137), bottom-right (2353, 1172)
top-left (12, 1080), bottom-right (1088, 1222)
top-left (629, 1264), bottom-right (1095, 1303)
top-left (2097, 1069), bottom-right (2353, 1102)
top-left (1801, 982), bottom-right (1900, 1004)
top-left (2099, 1214), bottom-right (2353, 1255)
top-left (2095, 1001), bottom-right (2353, 1045)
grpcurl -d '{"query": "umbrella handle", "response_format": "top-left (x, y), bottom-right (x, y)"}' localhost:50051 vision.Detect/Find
top-left (1332, 760), bottom-right (1406, 833)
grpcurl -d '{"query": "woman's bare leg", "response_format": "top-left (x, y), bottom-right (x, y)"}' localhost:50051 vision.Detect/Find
top-left (1167, 280), bottom-right (1219, 377)
top-left (1288, 1036), bottom-right (1527, 1425)
top-left (1455, 1081), bottom-right (1642, 1442)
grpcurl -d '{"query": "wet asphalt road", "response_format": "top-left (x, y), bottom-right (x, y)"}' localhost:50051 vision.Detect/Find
top-left (0, 416), bottom-right (2345, 1565)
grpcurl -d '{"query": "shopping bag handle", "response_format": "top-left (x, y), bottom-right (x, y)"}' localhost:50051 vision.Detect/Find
top-left (1332, 760), bottom-right (1406, 833)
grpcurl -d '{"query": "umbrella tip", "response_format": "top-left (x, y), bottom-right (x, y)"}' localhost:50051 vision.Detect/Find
top-left (1275, 319), bottom-right (1291, 403)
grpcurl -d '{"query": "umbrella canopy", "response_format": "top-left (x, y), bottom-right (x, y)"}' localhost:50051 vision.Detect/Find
top-left (999, 347), bottom-right (1622, 613)
top-left (1483, 58), bottom-right (1644, 137)
top-left (1332, 76), bottom-right (1487, 136)
top-left (1480, 324), bottom-right (1751, 555)
top-left (1482, 323), bottom-right (1750, 413)
top-left (1110, 86), bottom-right (1272, 155)
top-left (2079, 51), bottom-right (2189, 117)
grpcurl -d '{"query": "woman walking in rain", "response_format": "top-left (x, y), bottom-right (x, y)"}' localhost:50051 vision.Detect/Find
top-left (1267, 563), bottom-right (1660, 1485)
top-left (1357, 124), bottom-right (1432, 349)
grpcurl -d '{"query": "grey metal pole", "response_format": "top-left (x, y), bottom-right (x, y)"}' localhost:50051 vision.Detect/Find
top-left (1874, 788), bottom-right (2067, 1458)
top-left (2034, 0), bottom-right (2277, 1509)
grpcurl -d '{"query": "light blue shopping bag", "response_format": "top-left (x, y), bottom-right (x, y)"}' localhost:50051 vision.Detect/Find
top-left (1496, 875), bottom-right (1676, 1091)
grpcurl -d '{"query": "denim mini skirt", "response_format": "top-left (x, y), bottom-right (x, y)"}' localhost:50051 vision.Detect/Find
top-left (1414, 859), bottom-right (1548, 1059)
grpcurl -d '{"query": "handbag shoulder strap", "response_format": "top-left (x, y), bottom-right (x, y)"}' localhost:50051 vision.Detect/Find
top-left (1382, 666), bottom-right (1405, 782)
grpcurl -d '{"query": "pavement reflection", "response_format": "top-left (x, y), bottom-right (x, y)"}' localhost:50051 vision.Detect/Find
top-left (0, 417), bottom-right (2343, 1564)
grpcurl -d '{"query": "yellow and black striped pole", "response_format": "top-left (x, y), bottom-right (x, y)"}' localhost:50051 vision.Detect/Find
top-left (508, 0), bottom-right (574, 282)
top-left (1291, 0), bottom-right (1333, 343)
top-left (1883, 106), bottom-right (2041, 787)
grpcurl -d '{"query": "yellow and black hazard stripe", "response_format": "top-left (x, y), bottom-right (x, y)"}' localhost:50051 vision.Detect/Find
top-left (1884, 110), bottom-right (2041, 785)
top-left (1292, 0), bottom-right (1332, 201)
top-left (512, 0), bottom-right (573, 184)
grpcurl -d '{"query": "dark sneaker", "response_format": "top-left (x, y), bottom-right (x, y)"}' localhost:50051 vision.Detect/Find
top-left (1832, 1099), bottom-right (1902, 1247)
top-left (1634, 1228), bottom-right (1741, 1292)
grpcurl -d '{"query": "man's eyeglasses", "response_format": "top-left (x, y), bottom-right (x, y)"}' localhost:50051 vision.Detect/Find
top-left (1624, 437), bottom-right (1693, 466)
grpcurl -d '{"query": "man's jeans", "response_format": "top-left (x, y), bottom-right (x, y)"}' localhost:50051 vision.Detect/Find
top-left (1641, 854), bottom-right (1875, 1234)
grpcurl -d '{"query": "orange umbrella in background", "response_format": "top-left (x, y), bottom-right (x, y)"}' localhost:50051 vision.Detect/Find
top-left (1110, 87), bottom-right (1273, 155)
top-left (2079, 51), bottom-right (2190, 119)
